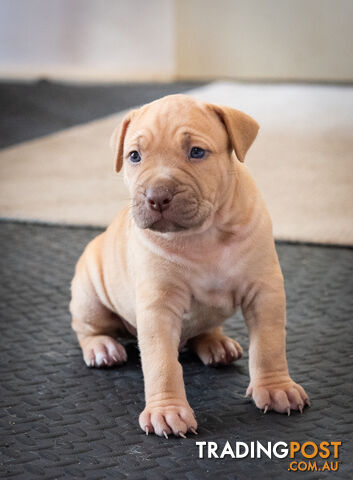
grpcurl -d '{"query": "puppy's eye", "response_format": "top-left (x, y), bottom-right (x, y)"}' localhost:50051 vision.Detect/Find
top-left (190, 147), bottom-right (205, 159)
top-left (129, 150), bottom-right (141, 163)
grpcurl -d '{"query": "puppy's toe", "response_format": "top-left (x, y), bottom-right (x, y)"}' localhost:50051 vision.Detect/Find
top-left (222, 338), bottom-right (243, 362)
top-left (208, 341), bottom-right (227, 365)
top-left (82, 335), bottom-right (127, 368)
top-left (192, 333), bottom-right (243, 366)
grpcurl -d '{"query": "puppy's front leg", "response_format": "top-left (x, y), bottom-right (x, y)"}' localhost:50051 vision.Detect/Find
top-left (136, 287), bottom-right (197, 437)
top-left (243, 275), bottom-right (310, 414)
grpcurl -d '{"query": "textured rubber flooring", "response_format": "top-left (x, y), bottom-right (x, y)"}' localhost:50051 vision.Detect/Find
top-left (0, 80), bottom-right (204, 149)
top-left (0, 221), bottom-right (352, 479)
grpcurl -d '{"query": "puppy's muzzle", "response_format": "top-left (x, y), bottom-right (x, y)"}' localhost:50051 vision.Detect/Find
top-left (132, 177), bottom-right (212, 233)
top-left (146, 184), bottom-right (174, 212)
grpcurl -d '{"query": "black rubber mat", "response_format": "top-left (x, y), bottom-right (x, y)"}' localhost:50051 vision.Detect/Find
top-left (0, 80), bottom-right (204, 149)
top-left (0, 221), bottom-right (352, 479)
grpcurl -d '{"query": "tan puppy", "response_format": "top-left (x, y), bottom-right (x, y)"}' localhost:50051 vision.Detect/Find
top-left (70, 94), bottom-right (309, 437)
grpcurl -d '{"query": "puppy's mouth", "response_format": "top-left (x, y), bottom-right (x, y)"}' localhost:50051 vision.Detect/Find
top-left (148, 215), bottom-right (187, 233)
top-left (132, 193), bottom-right (212, 233)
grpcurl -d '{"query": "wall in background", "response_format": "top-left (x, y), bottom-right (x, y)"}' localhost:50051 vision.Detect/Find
top-left (176, 0), bottom-right (353, 82)
top-left (0, 0), bottom-right (175, 81)
top-left (0, 0), bottom-right (352, 82)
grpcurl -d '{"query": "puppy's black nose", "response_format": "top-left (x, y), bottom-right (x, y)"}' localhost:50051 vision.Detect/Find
top-left (146, 185), bottom-right (174, 212)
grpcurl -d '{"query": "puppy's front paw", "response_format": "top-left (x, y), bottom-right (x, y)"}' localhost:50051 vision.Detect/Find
top-left (81, 335), bottom-right (127, 367)
top-left (246, 377), bottom-right (310, 415)
top-left (191, 332), bottom-right (243, 366)
top-left (139, 399), bottom-right (198, 438)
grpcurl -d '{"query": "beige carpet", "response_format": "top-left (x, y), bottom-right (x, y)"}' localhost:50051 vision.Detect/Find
top-left (1, 81), bottom-right (352, 245)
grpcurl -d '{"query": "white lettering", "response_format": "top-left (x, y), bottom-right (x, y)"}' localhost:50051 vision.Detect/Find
top-left (220, 441), bottom-right (235, 458)
top-left (257, 441), bottom-right (272, 459)
top-left (196, 440), bottom-right (289, 460)
top-left (235, 442), bottom-right (249, 458)
top-left (208, 442), bottom-right (219, 458)
top-left (196, 441), bottom-right (207, 458)
top-left (273, 442), bottom-right (288, 458)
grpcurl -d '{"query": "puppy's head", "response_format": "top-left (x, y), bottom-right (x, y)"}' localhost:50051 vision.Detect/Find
top-left (110, 95), bottom-right (259, 233)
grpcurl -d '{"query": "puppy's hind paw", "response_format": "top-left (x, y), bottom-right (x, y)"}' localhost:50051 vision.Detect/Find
top-left (81, 335), bottom-right (127, 368)
top-left (191, 332), bottom-right (243, 366)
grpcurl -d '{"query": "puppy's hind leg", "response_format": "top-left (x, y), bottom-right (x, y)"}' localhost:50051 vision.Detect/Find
top-left (190, 327), bottom-right (243, 366)
top-left (70, 260), bottom-right (127, 368)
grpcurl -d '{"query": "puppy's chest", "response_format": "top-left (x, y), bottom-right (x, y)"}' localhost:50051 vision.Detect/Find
top-left (181, 268), bottom-right (239, 340)
top-left (192, 273), bottom-right (233, 308)
top-left (186, 247), bottom-right (246, 315)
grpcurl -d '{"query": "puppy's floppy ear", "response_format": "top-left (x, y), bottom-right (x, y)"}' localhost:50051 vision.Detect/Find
top-left (110, 110), bottom-right (136, 172)
top-left (209, 104), bottom-right (259, 162)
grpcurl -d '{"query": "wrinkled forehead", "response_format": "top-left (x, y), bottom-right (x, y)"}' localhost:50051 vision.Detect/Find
top-left (125, 96), bottom-right (228, 150)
